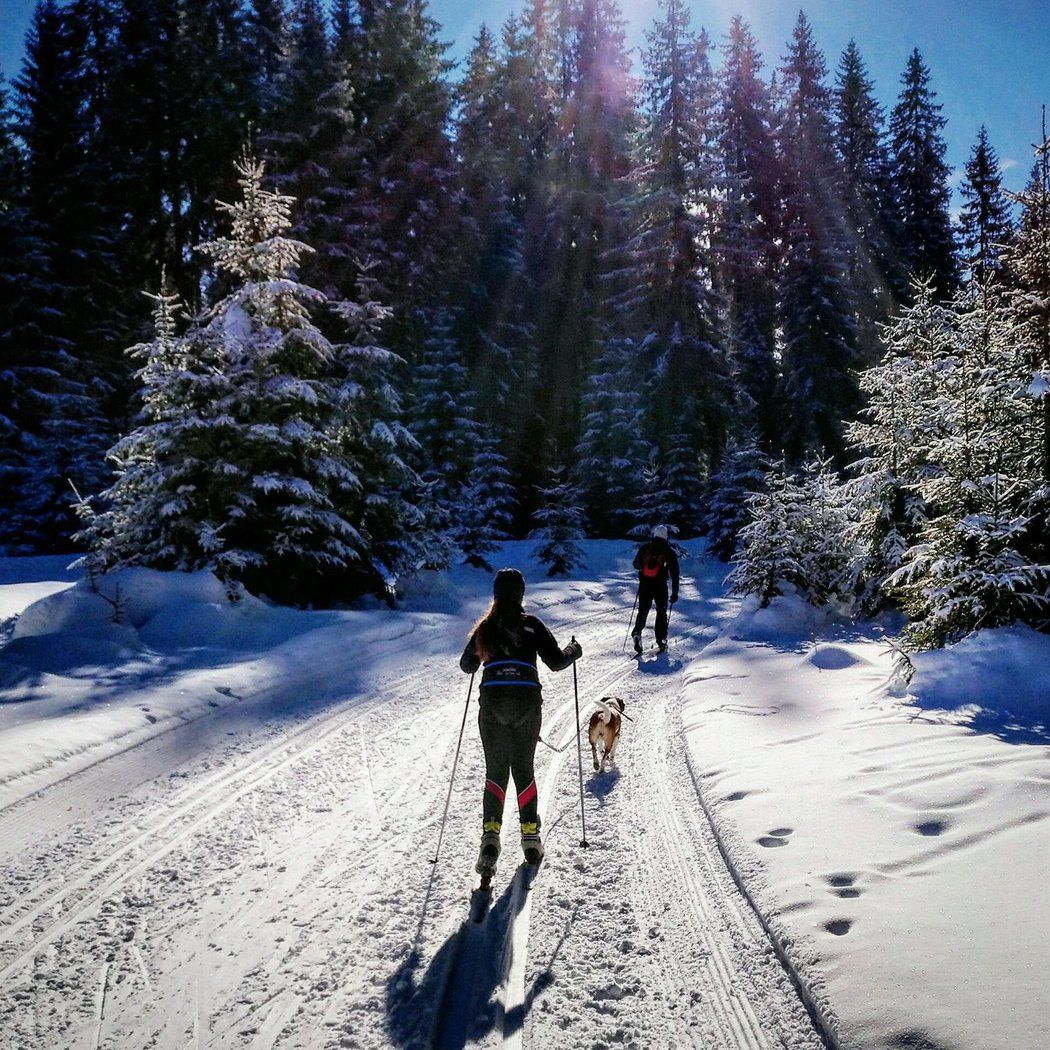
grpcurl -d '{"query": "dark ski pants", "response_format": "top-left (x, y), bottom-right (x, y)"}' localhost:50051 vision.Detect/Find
top-left (634, 582), bottom-right (668, 643)
top-left (478, 688), bottom-right (542, 834)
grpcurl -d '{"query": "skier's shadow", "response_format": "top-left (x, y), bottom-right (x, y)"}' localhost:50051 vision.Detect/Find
top-left (384, 871), bottom-right (541, 1048)
top-left (634, 652), bottom-right (683, 675)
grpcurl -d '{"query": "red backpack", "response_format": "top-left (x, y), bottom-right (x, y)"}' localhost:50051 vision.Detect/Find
top-left (641, 548), bottom-right (666, 579)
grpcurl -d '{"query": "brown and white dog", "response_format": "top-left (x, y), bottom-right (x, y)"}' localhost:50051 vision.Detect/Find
top-left (588, 696), bottom-right (625, 773)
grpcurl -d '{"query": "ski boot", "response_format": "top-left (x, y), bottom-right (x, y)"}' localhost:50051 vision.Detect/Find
top-left (657, 637), bottom-right (668, 652)
top-left (476, 829), bottom-right (501, 878)
top-left (521, 831), bottom-right (544, 866)
top-left (632, 633), bottom-right (643, 656)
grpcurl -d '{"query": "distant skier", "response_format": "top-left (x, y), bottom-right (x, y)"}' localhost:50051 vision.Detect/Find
top-left (460, 568), bottom-right (582, 879)
top-left (631, 525), bottom-right (680, 654)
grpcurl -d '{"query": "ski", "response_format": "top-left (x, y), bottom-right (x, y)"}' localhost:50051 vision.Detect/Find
top-left (523, 859), bottom-right (543, 891)
top-left (470, 873), bottom-right (493, 923)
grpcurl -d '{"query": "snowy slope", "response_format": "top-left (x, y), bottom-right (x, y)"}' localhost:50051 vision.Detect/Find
top-left (0, 543), bottom-right (821, 1049)
top-left (2, 544), bottom-right (1046, 1049)
top-left (682, 585), bottom-right (1050, 1050)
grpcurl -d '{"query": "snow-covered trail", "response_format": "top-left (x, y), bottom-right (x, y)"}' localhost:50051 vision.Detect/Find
top-left (0, 553), bottom-right (823, 1049)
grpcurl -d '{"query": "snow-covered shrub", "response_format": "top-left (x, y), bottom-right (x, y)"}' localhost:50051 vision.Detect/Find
top-left (81, 155), bottom-right (415, 604)
top-left (702, 431), bottom-right (769, 560)
top-left (531, 466), bottom-right (585, 577)
top-left (886, 284), bottom-right (1050, 648)
top-left (845, 281), bottom-right (952, 612)
top-left (729, 456), bottom-right (851, 607)
top-left (456, 426), bottom-right (516, 569)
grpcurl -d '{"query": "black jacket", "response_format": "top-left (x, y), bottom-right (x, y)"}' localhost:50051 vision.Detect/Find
top-left (633, 539), bottom-right (680, 600)
top-left (460, 614), bottom-right (576, 691)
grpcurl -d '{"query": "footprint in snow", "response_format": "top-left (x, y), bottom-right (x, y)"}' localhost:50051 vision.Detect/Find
top-left (824, 919), bottom-right (853, 936)
top-left (826, 873), bottom-right (861, 898)
top-left (724, 791), bottom-right (748, 802)
top-left (758, 828), bottom-right (793, 848)
top-left (915, 819), bottom-right (948, 837)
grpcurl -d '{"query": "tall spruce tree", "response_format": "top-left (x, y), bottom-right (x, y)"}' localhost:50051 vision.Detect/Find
top-left (776, 12), bottom-right (858, 461)
top-left (455, 21), bottom-right (540, 479)
top-left (618, 1), bottom-right (729, 463)
top-left (574, 336), bottom-right (651, 535)
top-left (717, 17), bottom-right (780, 445)
top-left (959, 125), bottom-right (1014, 284)
top-left (833, 39), bottom-right (902, 363)
top-left (343, 0), bottom-right (461, 360)
top-left (84, 156), bottom-right (415, 603)
top-left (889, 49), bottom-right (958, 296)
top-left (1003, 121), bottom-right (1050, 555)
top-left (532, 0), bottom-right (634, 456)
top-left (6, 0), bottom-right (112, 549)
top-left (263, 0), bottom-right (363, 305)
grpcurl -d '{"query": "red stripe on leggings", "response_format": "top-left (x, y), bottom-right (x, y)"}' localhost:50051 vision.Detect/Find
top-left (485, 779), bottom-right (506, 803)
top-left (517, 781), bottom-right (537, 809)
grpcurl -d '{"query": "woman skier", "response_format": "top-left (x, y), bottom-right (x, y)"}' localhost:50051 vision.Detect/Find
top-left (460, 568), bottom-right (582, 878)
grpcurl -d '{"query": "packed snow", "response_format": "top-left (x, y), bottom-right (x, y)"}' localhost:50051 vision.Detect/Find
top-left (1, 542), bottom-right (1047, 1048)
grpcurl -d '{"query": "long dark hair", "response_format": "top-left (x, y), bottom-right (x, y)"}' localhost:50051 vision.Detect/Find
top-left (471, 575), bottom-right (525, 661)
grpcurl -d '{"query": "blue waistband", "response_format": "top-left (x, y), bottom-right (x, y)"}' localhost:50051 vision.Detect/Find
top-left (481, 681), bottom-right (542, 688)
top-left (483, 659), bottom-right (538, 671)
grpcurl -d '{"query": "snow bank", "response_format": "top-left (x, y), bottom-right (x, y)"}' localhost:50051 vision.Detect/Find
top-left (907, 624), bottom-right (1050, 727)
top-left (0, 555), bottom-right (78, 626)
top-left (683, 610), bottom-right (1050, 1050)
top-left (727, 587), bottom-right (847, 645)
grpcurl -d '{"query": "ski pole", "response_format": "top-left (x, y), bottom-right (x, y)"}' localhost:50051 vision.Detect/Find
top-left (622, 590), bottom-right (639, 652)
top-left (431, 671), bottom-right (475, 866)
top-left (572, 639), bottom-right (589, 848)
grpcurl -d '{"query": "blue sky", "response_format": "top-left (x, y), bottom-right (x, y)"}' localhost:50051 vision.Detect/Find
top-left (2, 0), bottom-right (1047, 199)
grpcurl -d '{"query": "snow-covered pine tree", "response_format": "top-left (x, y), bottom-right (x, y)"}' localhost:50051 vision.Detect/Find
top-left (702, 431), bottom-right (769, 561)
top-left (628, 452), bottom-right (678, 540)
top-left (797, 454), bottom-right (853, 605)
top-left (661, 429), bottom-right (706, 538)
top-left (833, 39), bottom-right (903, 364)
top-left (85, 154), bottom-right (414, 604)
top-left (531, 465), bottom-right (586, 577)
top-left (614, 1), bottom-right (729, 460)
top-left (776, 12), bottom-right (859, 462)
top-left (958, 126), bottom-right (1014, 284)
top-left (717, 17), bottom-right (780, 446)
top-left (727, 461), bottom-right (806, 606)
top-left (456, 425), bottom-right (516, 569)
top-left (846, 280), bottom-right (954, 612)
top-left (1003, 122), bottom-right (1050, 552)
top-left (887, 284), bottom-right (1048, 648)
top-left (729, 456), bottom-right (851, 606)
top-left (575, 336), bottom-right (651, 536)
top-left (889, 49), bottom-right (959, 297)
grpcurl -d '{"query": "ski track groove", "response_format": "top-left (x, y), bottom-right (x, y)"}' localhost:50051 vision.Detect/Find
top-left (0, 659), bottom-right (447, 985)
top-left (0, 571), bottom-right (826, 1049)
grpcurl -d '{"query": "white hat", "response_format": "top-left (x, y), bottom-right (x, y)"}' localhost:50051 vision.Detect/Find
top-left (652, 525), bottom-right (669, 540)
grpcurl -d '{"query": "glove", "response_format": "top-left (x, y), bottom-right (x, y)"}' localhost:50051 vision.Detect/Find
top-left (565, 639), bottom-right (583, 661)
